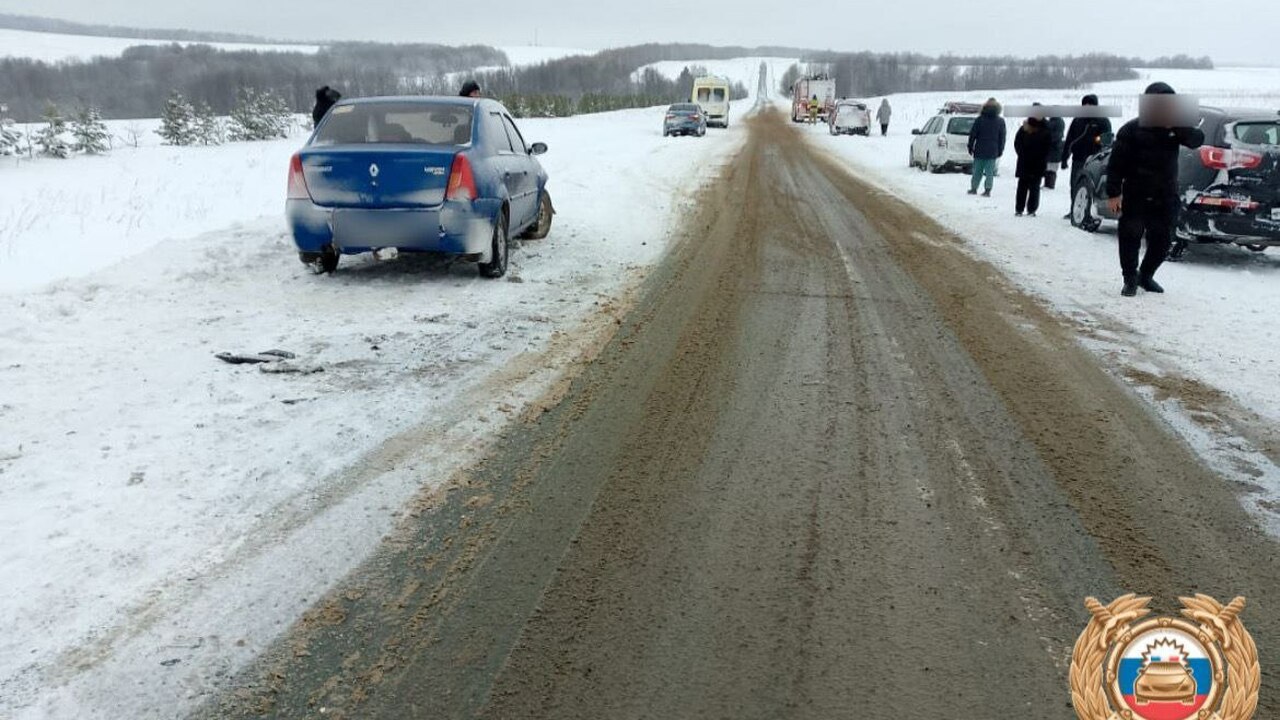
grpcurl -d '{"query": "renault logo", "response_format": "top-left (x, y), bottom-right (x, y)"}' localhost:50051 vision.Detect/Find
top-left (369, 163), bottom-right (380, 178)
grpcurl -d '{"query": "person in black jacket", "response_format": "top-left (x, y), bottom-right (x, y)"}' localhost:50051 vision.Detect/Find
top-left (1060, 94), bottom-right (1112, 193)
top-left (1043, 115), bottom-right (1066, 189)
top-left (1013, 113), bottom-right (1053, 216)
top-left (459, 80), bottom-right (482, 98)
top-left (312, 86), bottom-right (342, 127)
top-left (1105, 82), bottom-right (1205, 297)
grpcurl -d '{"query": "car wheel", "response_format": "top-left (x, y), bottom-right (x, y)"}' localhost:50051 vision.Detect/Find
top-left (1168, 237), bottom-right (1189, 261)
top-left (478, 211), bottom-right (510, 278)
top-left (909, 149), bottom-right (917, 169)
top-left (926, 153), bottom-right (939, 173)
top-left (520, 190), bottom-right (554, 240)
top-left (1071, 181), bottom-right (1101, 233)
top-left (300, 246), bottom-right (339, 274)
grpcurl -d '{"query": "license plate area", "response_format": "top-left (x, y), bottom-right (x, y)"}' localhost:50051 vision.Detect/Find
top-left (333, 209), bottom-right (431, 246)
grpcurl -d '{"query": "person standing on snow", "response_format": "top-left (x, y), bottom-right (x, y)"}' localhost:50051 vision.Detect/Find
top-left (1043, 114), bottom-right (1066, 189)
top-left (312, 86), bottom-right (342, 127)
top-left (1060, 94), bottom-right (1112, 193)
top-left (876, 99), bottom-right (892, 136)
top-left (459, 80), bottom-right (482, 98)
top-left (967, 98), bottom-right (1007, 197)
top-left (1105, 82), bottom-right (1204, 297)
top-left (1013, 110), bottom-right (1053, 216)
top-left (808, 95), bottom-right (821, 124)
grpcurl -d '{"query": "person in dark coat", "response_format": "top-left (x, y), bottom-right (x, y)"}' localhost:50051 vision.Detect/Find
top-left (1043, 115), bottom-right (1066, 189)
top-left (1105, 82), bottom-right (1205, 297)
top-left (1060, 94), bottom-right (1112, 191)
top-left (967, 98), bottom-right (1007, 196)
top-left (459, 80), bottom-right (482, 98)
top-left (1013, 113), bottom-right (1053, 216)
top-left (312, 86), bottom-right (341, 127)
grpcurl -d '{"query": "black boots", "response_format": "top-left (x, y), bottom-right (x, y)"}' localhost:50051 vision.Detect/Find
top-left (1121, 275), bottom-right (1164, 296)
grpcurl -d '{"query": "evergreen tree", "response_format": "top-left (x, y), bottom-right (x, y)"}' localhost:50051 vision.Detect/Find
top-left (194, 102), bottom-right (223, 145)
top-left (228, 88), bottom-right (292, 142)
top-left (71, 106), bottom-right (110, 154)
top-left (157, 91), bottom-right (197, 146)
top-left (0, 106), bottom-right (21, 156)
top-left (34, 104), bottom-right (71, 158)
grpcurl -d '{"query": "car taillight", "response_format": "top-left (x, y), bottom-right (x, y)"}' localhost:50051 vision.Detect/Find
top-left (665, 114), bottom-right (675, 119)
top-left (1192, 194), bottom-right (1261, 212)
top-left (936, 136), bottom-right (947, 147)
top-left (446, 154), bottom-right (477, 202)
top-left (1200, 146), bottom-right (1263, 170)
top-left (287, 153), bottom-right (311, 200)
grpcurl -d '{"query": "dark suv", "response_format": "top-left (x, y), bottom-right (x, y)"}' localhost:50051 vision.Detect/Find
top-left (1069, 106), bottom-right (1280, 258)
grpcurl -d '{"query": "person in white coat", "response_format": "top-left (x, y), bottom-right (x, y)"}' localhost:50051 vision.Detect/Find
top-left (876, 99), bottom-right (892, 136)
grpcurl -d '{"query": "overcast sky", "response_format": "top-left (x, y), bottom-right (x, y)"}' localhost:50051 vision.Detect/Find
top-left (2, 0), bottom-right (1275, 64)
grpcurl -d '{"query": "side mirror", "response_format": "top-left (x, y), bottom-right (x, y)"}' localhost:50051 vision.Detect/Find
top-left (911, 129), bottom-right (922, 135)
top-left (530, 142), bottom-right (548, 156)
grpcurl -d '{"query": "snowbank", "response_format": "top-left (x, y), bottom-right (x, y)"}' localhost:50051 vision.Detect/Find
top-left (0, 96), bottom-right (753, 716)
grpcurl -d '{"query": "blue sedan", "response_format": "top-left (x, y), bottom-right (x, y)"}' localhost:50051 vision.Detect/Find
top-left (287, 96), bottom-right (553, 278)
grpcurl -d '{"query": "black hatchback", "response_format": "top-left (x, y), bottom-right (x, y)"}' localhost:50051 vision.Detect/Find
top-left (1069, 106), bottom-right (1280, 258)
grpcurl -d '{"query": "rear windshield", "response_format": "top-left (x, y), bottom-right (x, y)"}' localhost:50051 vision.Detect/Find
top-left (670, 104), bottom-right (699, 112)
top-left (947, 117), bottom-right (976, 135)
top-left (1232, 121), bottom-right (1280, 146)
top-left (696, 87), bottom-right (727, 103)
top-left (314, 103), bottom-right (474, 146)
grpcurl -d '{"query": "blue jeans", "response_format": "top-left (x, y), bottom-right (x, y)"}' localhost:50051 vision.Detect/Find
top-left (970, 157), bottom-right (997, 192)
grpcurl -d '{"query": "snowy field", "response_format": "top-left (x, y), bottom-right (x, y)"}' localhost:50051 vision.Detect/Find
top-left (0, 27), bottom-right (320, 61)
top-left (0, 64), bottom-right (763, 716)
top-left (804, 66), bottom-right (1280, 531)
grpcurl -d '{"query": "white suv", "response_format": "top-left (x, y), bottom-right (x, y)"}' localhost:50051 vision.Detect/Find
top-left (909, 103), bottom-right (980, 173)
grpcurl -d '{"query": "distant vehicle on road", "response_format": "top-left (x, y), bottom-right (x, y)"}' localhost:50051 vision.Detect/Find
top-left (287, 97), bottom-right (553, 278)
top-left (692, 76), bottom-right (731, 128)
top-left (829, 99), bottom-right (872, 136)
top-left (1070, 106), bottom-right (1280, 258)
top-left (663, 103), bottom-right (707, 137)
top-left (909, 102), bottom-right (981, 173)
top-left (792, 75), bottom-right (836, 123)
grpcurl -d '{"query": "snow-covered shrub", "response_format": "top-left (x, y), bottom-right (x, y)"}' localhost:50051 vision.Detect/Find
top-left (0, 117), bottom-right (21, 156)
top-left (228, 88), bottom-right (291, 142)
top-left (157, 92), bottom-right (197, 146)
top-left (71, 107), bottom-right (110, 154)
top-left (34, 104), bottom-right (71, 158)
top-left (194, 102), bottom-right (224, 146)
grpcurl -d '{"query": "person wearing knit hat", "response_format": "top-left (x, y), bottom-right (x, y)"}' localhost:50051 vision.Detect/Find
top-left (459, 80), bottom-right (482, 98)
top-left (1104, 82), bottom-right (1204, 297)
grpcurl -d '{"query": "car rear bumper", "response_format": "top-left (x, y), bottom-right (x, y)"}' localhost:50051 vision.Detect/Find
top-left (287, 198), bottom-right (500, 255)
top-left (1181, 207), bottom-right (1280, 245)
top-left (665, 121), bottom-right (704, 134)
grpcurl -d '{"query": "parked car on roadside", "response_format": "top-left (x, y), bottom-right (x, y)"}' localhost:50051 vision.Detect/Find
top-left (1070, 106), bottom-right (1280, 258)
top-left (910, 102), bottom-right (981, 173)
top-left (829, 99), bottom-right (872, 136)
top-left (286, 96), bottom-right (553, 278)
top-left (663, 103), bottom-right (707, 137)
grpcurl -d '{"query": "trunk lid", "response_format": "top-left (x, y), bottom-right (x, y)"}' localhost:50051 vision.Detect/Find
top-left (299, 146), bottom-right (458, 209)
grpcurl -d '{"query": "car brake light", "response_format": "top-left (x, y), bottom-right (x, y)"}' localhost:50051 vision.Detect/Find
top-left (287, 153), bottom-right (311, 200)
top-left (446, 154), bottom-right (477, 202)
top-left (665, 114), bottom-right (675, 119)
top-left (1192, 194), bottom-right (1261, 212)
top-left (1200, 146), bottom-right (1263, 170)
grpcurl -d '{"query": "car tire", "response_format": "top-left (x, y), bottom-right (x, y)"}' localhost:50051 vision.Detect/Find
top-left (1070, 181), bottom-right (1102, 233)
top-left (478, 211), bottom-right (510, 279)
top-left (909, 150), bottom-right (917, 169)
top-left (300, 246), bottom-right (339, 274)
top-left (1168, 237), bottom-right (1189, 261)
top-left (926, 153), bottom-right (940, 174)
top-left (520, 191), bottom-right (554, 240)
